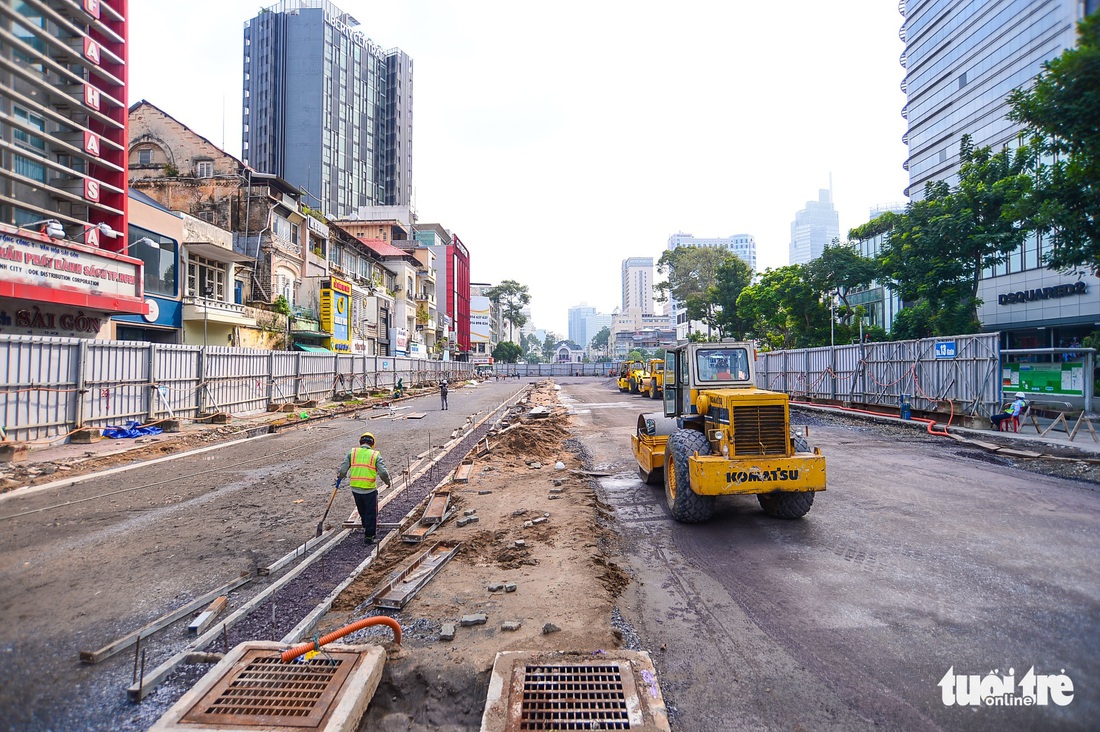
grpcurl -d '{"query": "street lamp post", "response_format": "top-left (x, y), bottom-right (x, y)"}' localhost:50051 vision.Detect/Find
top-left (830, 291), bottom-right (836, 348)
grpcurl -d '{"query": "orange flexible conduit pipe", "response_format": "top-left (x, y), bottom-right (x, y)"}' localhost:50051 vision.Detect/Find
top-left (280, 616), bottom-right (402, 663)
top-left (790, 399), bottom-right (952, 437)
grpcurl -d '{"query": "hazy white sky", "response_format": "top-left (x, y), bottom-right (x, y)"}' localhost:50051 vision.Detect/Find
top-left (130, 0), bottom-right (910, 336)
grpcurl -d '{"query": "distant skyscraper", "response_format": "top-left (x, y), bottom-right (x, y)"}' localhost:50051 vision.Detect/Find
top-left (242, 0), bottom-right (412, 218)
top-left (666, 233), bottom-right (758, 339)
top-left (568, 304), bottom-right (597, 347)
top-left (621, 257), bottom-right (654, 314)
top-left (788, 189), bottom-right (839, 265)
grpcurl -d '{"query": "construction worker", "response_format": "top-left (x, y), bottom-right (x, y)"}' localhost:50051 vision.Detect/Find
top-left (439, 378), bottom-right (449, 410)
top-left (336, 432), bottom-right (392, 545)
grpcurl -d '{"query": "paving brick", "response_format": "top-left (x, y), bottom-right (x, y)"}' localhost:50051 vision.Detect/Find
top-left (464, 509), bottom-right (476, 516)
top-left (439, 623), bottom-right (456, 641)
top-left (488, 582), bottom-right (505, 593)
top-left (532, 517), bottom-right (547, 525)
top-left (460, 614), bottom-right (488, 626)
top-left (542, 623), bottom-right (561, 634)
top-left (504, 583), bottom-right (517, 593)
top-left (514, 539), bottom-right (526, 548)
top-left (457, 517), bottom-right (471, 527)
top-left (501, 621), bottom-right (522, 632)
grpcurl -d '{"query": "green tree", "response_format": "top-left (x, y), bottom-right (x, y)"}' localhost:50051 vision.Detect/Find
top-left (877, 136), bottom-right (1035, 333)
top-left (483, 280), bottom-right (531, 344)
top-left (736, 265), bottom-right (830, 349)
top-left (1008, 12), bottom-right (1100, 274)
top-left (710, 254), bottom-right (755, 339)
top-left (492, 341), bottom-right (522, 363)
top-left (591, 326), bottom-right (610, 347)
top-left (541, 332), bottom-right (559, 362)
top-left (804, 240), bottom-right (878, 325)
top-left (657, 246), bottom-right (741, 337)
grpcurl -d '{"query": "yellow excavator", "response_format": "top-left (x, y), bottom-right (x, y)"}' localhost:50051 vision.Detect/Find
top-left (630, 341), bottom-right (826, 523)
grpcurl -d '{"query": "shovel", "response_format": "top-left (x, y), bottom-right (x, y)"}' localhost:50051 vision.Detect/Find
top-left (316, 478), bottom-right (342, 537)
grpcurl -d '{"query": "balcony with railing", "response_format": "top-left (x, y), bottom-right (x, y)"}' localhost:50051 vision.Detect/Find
top-left (182, 295), bottom-right (257, 326)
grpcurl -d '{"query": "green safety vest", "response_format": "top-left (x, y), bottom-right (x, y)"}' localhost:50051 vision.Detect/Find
top-left (348, 447), bottom-right (380, 491)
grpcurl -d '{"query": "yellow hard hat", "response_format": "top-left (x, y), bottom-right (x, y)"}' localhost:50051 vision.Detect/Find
top-left (360, 432), bottom-right (376, 446)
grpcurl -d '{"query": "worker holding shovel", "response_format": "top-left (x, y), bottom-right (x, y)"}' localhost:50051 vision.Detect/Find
top-left (335, 431), bottom-right (392, 545)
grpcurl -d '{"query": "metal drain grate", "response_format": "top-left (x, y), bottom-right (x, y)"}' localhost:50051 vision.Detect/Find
top-left (517, 662), bottom-right (637, 730)
top-left (181, 649), bottom-right (357, 728)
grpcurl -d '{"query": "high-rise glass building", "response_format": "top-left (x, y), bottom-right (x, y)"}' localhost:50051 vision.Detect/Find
top-left (902, 0), bottom-right (1091, 197)
top-left (788, 189), bottom-right (839, 265)
top-left (568, 304), bottom-right (596, 348)
top-left (242, 0), bottom-right (412, 218)
top-left (621, 257), bottom-right (654, 314)
top-left (900, 0), bottom-right (1099, 349)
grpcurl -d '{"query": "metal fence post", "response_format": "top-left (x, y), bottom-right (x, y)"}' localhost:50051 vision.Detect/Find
top-left (197, 348), bottom-right (207, 415)
top-left (267, 351), bottom-right (277, 407)
top-left (294, 352), bottom-right (302, 402)
top-left (75, 339), bottom-right (88, 428)
top-left (146, 343), bottom-right (158, 422)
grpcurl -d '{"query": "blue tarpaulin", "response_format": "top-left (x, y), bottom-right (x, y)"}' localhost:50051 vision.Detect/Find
top-left (102, 421), bottom-right (164, 439)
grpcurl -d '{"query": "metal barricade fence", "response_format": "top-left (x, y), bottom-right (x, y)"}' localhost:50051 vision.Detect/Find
top-left (0, 335), bottom-right (474, 443)
top-left (754, 333), bottom-right (1002, 417)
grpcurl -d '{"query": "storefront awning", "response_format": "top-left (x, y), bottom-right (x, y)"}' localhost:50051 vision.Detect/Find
top-left (294, 344), bottom-right (332, 353)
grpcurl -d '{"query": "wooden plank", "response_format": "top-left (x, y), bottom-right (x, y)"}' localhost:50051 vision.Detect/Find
top-left (80, 574), bottom-right (251, 664)
top-left (405, 412), bottom-right (428, 420)
top-left (187, 596), bottom-right (228, 637)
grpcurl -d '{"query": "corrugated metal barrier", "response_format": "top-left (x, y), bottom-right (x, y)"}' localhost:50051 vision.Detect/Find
top-left (0, 335), bottom-right (473, 443)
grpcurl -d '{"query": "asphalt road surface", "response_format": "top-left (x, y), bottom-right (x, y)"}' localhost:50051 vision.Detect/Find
top-left (562, 378), bottom-right (1098, 731)
top-left (0, 379), bottom-right (525, 732)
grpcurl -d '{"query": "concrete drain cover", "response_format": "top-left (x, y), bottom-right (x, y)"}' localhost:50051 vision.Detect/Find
top-left (150, 641), bottom-right (386, 732)
top-left (481, 651), bottom-right (670, 732)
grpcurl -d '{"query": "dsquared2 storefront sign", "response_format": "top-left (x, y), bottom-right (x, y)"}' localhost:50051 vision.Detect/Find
top-left (998, 281), bottom-right (1087, 305)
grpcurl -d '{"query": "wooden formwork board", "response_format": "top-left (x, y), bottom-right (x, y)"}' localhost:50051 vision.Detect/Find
top-left (368, 541), bottom-right (460, 610)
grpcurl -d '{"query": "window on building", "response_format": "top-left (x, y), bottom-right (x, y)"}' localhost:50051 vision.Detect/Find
top-left (138, 148), bottom-right (153, 165)
top-left (128, 228), bottom-right (179, 298)
top-left (195, 160), bottom-right (214, 178)
top-left (188, 255), bottom-right (226, 300)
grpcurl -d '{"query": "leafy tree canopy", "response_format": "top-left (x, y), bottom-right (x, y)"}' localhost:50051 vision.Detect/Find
top-left (736, 265), bottom-right (830, 350)
top-left (1008, 12), bottom-right (1100, 273)
top-left (590, 326), bottom-right (611, 350)
top-left (541, 332), bottom-right (559, 361)
top-left (877, 136), bottom-right (1034, 330)
top-left (483, 280), bottom-right (531, 342)
top-left (710, 255), bottom-right (755, 340)
top-left (804, 240), bottom-right (878, 323)
top-left (657, 246), bottom-right (745, 337)
top-left (492, 341), bottom-right (522, 363)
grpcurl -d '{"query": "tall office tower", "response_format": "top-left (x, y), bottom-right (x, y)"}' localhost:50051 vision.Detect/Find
top-left (788, 189), bottom-right (840, 265)
top-left (568, 303), bottom-right (596, 347)
top-left (666, 233), bottom-right (758, 339)
top-left (242, 0), bottom-right (413, 218)
top-left (621, 257), bottom-right (654, 314)
top-left (900, 0), bottom-right (1098, 347)
top-left (902, 0), bottom-right (1092, 198)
